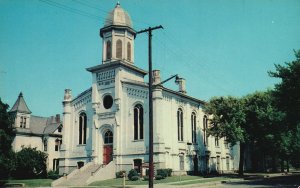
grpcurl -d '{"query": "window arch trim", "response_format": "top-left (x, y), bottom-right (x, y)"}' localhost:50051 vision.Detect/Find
top-left (177, 108), bottom-right (184, 141)
top-left (116, 39), bottom-right (122, 59)
top-left (134, 104), bottom-right (144, 140)
top-left (79, 112), bottom-right (87, 145)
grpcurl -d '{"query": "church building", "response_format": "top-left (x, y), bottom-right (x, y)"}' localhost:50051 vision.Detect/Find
top-left (56, 3), bottom-right (239, 185)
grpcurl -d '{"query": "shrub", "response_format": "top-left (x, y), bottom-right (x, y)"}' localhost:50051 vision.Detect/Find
top-left (155, 175), bottom-right (164, 180)
top-left (130, 176), bottom-right (139, 181)
top-left (47, 170), bottom-right (59, 180)
top-left (143, 175), bottom-right (149, 181)
top-left (167, 168), bottom-right (173, 176)
top-left (128, 169), bottom-right (138, 180)
top-left (115, 170), bottom-right (126, 178)
top-left (156, 169), bottom-right (168, 178)
top-left (12, 147), bottom-right (47, 179)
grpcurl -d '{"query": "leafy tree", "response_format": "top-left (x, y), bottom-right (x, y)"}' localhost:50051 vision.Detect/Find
top-left (13, 147), bottom-right (48, 179)
top-left (0, 98), bottom-right (15, 179)
top-left (269, 50), bottom-right (300, 130)
top-left (243, 91), bottom-right (284, 172)
top-left (269, 50), bottom-right (300, 168)
top-left (204, 96), bottom-right (246, 176)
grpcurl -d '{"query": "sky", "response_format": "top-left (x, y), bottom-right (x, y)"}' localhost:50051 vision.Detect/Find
top-left (0, 0), bottom-right (300, 117)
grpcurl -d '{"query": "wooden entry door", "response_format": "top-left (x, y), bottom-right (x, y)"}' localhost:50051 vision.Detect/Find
top-left (103, 145), bottom-right (113, 165)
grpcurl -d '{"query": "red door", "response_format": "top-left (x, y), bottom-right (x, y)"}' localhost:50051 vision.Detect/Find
top-left (103, 145), bottom-right (113, 164)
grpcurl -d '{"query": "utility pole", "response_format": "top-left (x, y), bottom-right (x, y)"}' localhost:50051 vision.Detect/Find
top-left (137, 25), bottom-right (163, 188)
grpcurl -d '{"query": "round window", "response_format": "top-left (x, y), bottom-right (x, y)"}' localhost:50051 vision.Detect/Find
top-left (103, 95), bottom-right (113, 109)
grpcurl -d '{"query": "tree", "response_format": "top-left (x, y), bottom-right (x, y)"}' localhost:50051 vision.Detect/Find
top-left (0, 98), bottom-right (15, 179)
top-left (269, 50), bottom-right (300, 168)
top-left (13, 147), bottom-right (48, 179)
top-left (269, 50), bottom-right (300, 130)
top-left (204, 96), bottom-right (246, 176)
top-left (243, 91), bottom-right (285, 172)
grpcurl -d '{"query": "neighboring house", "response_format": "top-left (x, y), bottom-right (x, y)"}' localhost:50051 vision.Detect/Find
top-left (59, 2), bottom-right (240, 177)
top-left (9, 92), bottom-right (62, 172)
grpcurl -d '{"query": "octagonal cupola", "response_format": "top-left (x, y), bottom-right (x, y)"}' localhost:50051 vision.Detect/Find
top-left (100, 2), bottom-right (136, 64)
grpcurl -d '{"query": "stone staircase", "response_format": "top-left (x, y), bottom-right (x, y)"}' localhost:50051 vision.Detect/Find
top-left (52, 162), bottom-right (101, 187)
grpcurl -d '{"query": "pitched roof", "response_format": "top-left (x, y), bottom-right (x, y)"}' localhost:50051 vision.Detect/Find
top-left (9, 92), bottom-right (31, 114)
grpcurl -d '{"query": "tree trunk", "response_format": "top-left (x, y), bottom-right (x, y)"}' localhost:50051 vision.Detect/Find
top-left (272, 156), bottom-right (277, 172)
top-left (287, 160), bottom-right (289, 172)
top-left (238, 142), bottom-right (245, 176)
top-left (280, 158), bottom-right (284, 172)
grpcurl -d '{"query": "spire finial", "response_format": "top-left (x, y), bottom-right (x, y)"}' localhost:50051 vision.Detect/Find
top-left (116, 1), bottom-right (120, 7)
top-left (19, 92), bottom-right (23, 97)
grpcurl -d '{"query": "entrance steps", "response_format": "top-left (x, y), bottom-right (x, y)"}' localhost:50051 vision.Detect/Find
top-left (51, 162), bottom-right (101, 186)
top-left (51, 161), bottom-right (116, 187)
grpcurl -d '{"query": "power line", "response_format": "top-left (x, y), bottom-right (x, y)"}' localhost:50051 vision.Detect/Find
top-left (39, 0), bottom-right (102, 21)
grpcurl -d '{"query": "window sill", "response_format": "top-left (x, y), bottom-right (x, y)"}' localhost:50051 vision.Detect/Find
top-left (77, 144), bottom-right (86, 147)
top-left (132, 140), bottom-right (144, 142)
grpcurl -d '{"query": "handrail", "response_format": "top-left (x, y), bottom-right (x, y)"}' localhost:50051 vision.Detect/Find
top-left (91, 164), bottom-right (105, 176)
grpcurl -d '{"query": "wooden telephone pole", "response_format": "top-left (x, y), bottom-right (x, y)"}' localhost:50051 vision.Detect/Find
top-left (137, 25), bottom-right (163, 188)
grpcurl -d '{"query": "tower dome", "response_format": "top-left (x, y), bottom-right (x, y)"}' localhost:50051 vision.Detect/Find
top-left (100, 3), bottom-right (136, 64)
top-left (104, 2), bottom-right (133, 28)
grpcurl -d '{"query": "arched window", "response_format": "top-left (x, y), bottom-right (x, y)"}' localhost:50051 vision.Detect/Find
top-left (191, 112), bottom-right (196, 143)
top-left (116, 39), bottom-right (122, 59)
top-left (79, 112), bottom-right (87, 145)
top-left (106, 40), bottom-right (112, 60)
top-left (134, 104), bottom-right (143, 140)
top-left (203, 115), bottom-right (208, 146)
top-left (177, 108), bottom-right (183, 141)
top-left (104, 130), bottom-right (113, 144)
top-left (127, 42), bottom-right (131, 61)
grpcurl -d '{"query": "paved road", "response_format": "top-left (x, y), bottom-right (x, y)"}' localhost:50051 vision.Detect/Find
top-left (215, 174), bottom-right (300, 188)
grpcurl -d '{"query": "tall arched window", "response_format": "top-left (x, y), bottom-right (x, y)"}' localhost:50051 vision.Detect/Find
top-left (191, 112), bottom-right (196, 143)
top-left (104, 130), bottom-right (113, 144)
top-left (134, 104), bottom-right (143, 140)
top-left (203, 115), bottom-right (208, 146)
top-left (116, 39), bottom-right (122, 59)
top-left (106, 40), bottom-right (111, 60)
top-left (127, 42), bottom-right (131, 61)
top-left (177, 108), bottom-right (183, 141)
top-left (79, 112), bottom-right (87, 145)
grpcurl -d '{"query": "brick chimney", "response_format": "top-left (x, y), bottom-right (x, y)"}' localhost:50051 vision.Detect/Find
top-left (175, 77), bottom-right (186, 94)
top-left (55, 114), bottom-right (60, 123)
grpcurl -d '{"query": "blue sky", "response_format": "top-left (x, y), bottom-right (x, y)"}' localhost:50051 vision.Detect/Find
top-left (1, 0), bottom-right (300, 116)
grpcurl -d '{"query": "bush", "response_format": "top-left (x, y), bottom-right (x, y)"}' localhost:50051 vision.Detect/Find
top-left (115, 170), bottom-right (126, 178)
top-left (130, 176), bottom-right (139, 181)
top-left (167, 168), bottom-right (172, 176)
top-left (47, 170), bottom-right (59, 180)
top-left (155, 175), bottom-right (164, 180)
top-left (128, 169), bottom-right (138, 180)
top-left (156, 169), bottom-right (168, 178)
top-left (143, 175), bottom-right (149, 181)
top-left (12, 147), bottom-right (47, 179)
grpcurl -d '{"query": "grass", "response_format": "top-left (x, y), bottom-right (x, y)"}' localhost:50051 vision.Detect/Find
top-left (89, 175), bottom-right (211, 186)
top-left (0, 179), bottom-right (53, 187)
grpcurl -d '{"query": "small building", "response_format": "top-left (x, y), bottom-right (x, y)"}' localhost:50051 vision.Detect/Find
top-left (9, 92), bottom-right (62, 172)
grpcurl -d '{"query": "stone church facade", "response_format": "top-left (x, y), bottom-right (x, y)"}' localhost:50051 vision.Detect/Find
top-left (59, 3), bottom-right (239, 178)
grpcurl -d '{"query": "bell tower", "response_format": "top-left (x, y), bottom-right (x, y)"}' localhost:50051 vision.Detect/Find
top-left (100, 2), bottom-right (136, 64)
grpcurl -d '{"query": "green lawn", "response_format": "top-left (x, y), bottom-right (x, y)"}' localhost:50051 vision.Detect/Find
top-left (90, 175), bottom-right (206, 186)
top-left (0, 179), bottom-right (53, 187)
